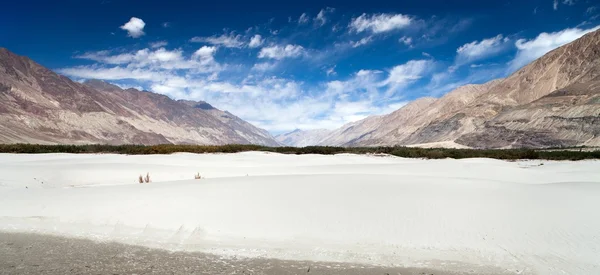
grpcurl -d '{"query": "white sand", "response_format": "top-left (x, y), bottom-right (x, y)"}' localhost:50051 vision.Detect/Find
top-left (0, 152), bottom-right (599, 275)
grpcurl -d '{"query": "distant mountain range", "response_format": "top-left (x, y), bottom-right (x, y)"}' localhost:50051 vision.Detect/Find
top-left (277, 29), bottom-right (600, 148)
top-left (275, 129), bottom-right (332, 147)
top-left (2, 29), bottom-right (600, 148)
top-left (0, 48), bottom-right (279, 146)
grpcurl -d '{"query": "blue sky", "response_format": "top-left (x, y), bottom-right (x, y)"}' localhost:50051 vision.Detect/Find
top-left (1, 0), bottom-right (599, 134)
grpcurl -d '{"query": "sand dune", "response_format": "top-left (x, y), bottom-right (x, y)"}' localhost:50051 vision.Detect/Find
top-left (0, 152), bottom-right (599, 275)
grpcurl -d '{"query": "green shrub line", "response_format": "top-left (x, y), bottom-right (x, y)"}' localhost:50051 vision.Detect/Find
top-left (0, 144), bottom-right (598, 160)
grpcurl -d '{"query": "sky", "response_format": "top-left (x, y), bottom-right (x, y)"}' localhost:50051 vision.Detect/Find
top-left (1, 0), bottom-right (599, 134)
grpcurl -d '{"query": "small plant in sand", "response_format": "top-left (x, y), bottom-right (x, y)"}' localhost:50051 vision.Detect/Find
top-left (194, 173), bottom-right (202, 180)
top-left (144, 172), bottom-right (151, 183)
top-left (138, 175), bottom-right (144, 184)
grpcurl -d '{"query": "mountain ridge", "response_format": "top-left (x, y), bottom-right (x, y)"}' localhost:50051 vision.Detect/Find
top-left (317, 28), bottom-right (600, 148)
top-left (0, 48), bottom-right (280, 146)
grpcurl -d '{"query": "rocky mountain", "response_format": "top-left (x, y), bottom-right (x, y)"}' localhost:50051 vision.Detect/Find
top-left (0, 48), bottom-right (280, 146)
top-left (319, 97), bottom-right (437, 146)
top-left (318, 28), bottom-right (600, 148)
top-left (275, 129), bottom-right (332, 147)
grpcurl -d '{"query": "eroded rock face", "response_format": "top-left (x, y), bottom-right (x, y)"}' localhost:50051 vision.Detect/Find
top-left (0, 48), bottom-right (279, 146)
top-left (318, 29), bottom-right (600, 148)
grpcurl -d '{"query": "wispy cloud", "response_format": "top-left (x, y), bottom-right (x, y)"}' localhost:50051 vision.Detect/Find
top-left (349, 13), bottom-right (412, 33)
top-left (149, 41), bottom-right (168, 48)
top-left (399, 36), bottom-right (413, 47)
top-left (249, 34), bottom-right (264, 48)
top-left (314, 7), bottom-right (335, 27)
top-left (351, 36), bottom-right (373, 48)
top-left (509, 25), bottom-right (600, 71)
top-left (190, 32), bottom-right (245, 48)
top-left (381, 60), bottom-right (433, 96)
top-left (455, 34), bottom-right (510, 66)
top-left (258, 44), bottom-right (305, 60)
top-left (298, 13), bottom-right (309, 24)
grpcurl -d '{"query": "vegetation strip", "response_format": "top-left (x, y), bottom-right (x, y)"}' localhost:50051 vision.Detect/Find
top-left (0, 144), bottom-right (598, 160)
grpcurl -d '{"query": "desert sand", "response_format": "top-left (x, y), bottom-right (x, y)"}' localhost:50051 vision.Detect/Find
top-left (0, 152), bottom-right (599, 275)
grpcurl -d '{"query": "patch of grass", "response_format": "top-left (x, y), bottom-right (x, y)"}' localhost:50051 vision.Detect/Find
top-left (0, 143), bottom-right (598, 160)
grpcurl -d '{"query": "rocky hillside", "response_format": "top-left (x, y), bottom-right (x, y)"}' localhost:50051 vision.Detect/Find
top-left (0, 48), bottom-right (279, 146)
top-left (318, 29), bottom-right (600, 148)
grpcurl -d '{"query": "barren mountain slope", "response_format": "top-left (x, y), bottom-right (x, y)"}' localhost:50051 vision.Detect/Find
top-left (176, 99), bottom-right (277, 145)
top-left (313, 29), bottom-right (600, 148)
top-left (0, 48), bottom-right (279, 146)
top-left (358, 81), bottom-right (501, 146)
top-left (319, 97), bottom-right (436, 146)
top-left (420, 28), bottom-right (600, 148)
top-left (457, 74), bottom-right (600, 148)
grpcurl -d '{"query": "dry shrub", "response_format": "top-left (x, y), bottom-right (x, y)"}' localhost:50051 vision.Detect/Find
top-left (1, 144), bottom-right (598, 160)
top-left (194, 173), bottom-right (202, 180)
top-left (138, 175), bottom-right (144, 184)
top-left (144, 173), bottom-right (151, 183)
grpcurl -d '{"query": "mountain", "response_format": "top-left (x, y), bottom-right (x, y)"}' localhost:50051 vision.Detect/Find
top-left (319, 97), bottom-right (437, 146)
top-left (0, 48), bottom-right (279, 146)
top-left (318, 29), bottom-right (600, 148)
top-left (275, 129), bottom-right (332, 147)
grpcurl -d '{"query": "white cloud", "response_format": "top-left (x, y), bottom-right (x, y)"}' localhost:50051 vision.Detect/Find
top-left (76, 47), bottom-right (216, 71)
top-left (251, 62), bottom-right (278, 72)
top-left (149, 41), bottom-right (168, 48)
top-left (162, 22), bottom-right (171, 28)
top-left (66, 45), bottom-right (222, 82)
top-left (332, 24), bottom-right (341, 32)
top-left (509, 25), bottom-right (600, 71)
top-left (587, 6), bottom-right (597, 14)
top-left (455, 34), bottom-right (508, 66)
top-left (249, 34), bottom-right (263, 48)
top-left (190, 32), bottom-right (245, 48)
top-left (61, 50), bottom-right (437, 133)
top-left (351, 36), bottom-right (373, 48)
top-left (58, 66), bottom-right (165, 81)
top-left (552, 0), bottom-right (576, 10)
top-left (193, 46), bottom-right (217, 59)
top-left (356, 69), bottom-right (382, 76)
top-left (382, 60), bottom-right (432, 88)
top-left (298, 13), bottom-right (309, 24)
top-left (349, 13), bottom-right (412, 33)
top-left (151, 83), bottom-right (187, 98)
top-left (326, 66), bottom-right (336, 76)
top-left (399, 36), bottom-right (413, 46)
top-left (314, 7), bottom-right (334, 27)
top-left (120, 17), bottom-right (145, 38)
top-left (76, 50), bottom-right (134, 64)
top-left (258, 44), bottom-right (305, 60)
